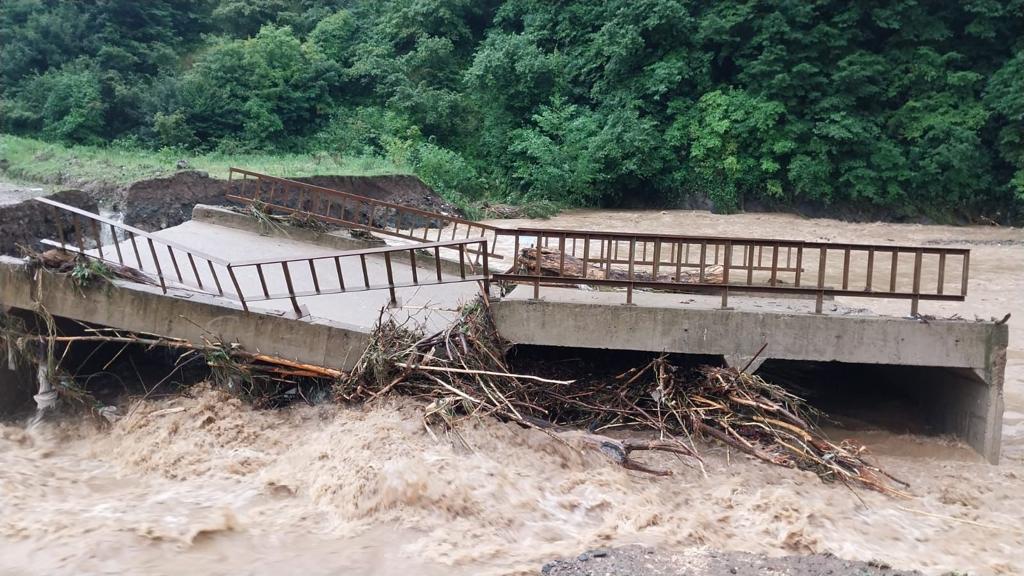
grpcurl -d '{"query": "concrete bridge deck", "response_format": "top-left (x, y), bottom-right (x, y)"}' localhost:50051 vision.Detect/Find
top-left (0, 203), bottom-right (1008, 463)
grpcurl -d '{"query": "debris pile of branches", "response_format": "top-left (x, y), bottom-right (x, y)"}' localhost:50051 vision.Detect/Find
top-left (518, 247), bottom-right (724, 284)
top-left (245, 200), bottom-right (331, 236)
top-left (25, 248), bottom-right (153, 288)
top-left (340, 298), bottom-right (908, 496)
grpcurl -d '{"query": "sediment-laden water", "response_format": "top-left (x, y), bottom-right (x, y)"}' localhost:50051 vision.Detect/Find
top-left (2, 210), bottom-right (1022, 575)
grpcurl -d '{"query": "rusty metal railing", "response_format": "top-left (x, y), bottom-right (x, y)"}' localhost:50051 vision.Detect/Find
top-left (35, 194), bottom-right (974, 317)
top-left (34, 198), bottom-right (490, 317)
top-left (227, 238), bottom-right (489, 316)
top-left (491, 228), bottom-right (970, 314)
top-left (35, 196), bottom-right (234, 298)
top-left (226, 168), bottom-right (502, 259)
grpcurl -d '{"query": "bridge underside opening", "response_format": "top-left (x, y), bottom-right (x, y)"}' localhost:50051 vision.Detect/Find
top-left (508, 344), bottom-right (725, 383)
top-left (1, 310), bottom-right (213, 416)
top-left (0, 310), bottom-right (339, 416)
top-left (755, 360), bottom-right (990, 442)
top-left (506, 345), bottom-right (991, 455)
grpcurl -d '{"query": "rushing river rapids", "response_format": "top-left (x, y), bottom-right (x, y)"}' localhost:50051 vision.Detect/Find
top-left (2, 209), bottom-right (1022, 575)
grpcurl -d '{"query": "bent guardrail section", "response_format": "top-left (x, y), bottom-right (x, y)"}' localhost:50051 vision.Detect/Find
top-left (34, 198), bottom-right (489, 317)
top-left (226, 168), bottom-right (502, 259)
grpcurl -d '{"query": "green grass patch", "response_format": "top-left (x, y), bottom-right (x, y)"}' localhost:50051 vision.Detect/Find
top-left (0, 134), bottom-right (410, 188)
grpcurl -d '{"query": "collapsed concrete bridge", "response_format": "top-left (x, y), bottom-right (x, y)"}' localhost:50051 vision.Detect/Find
top-left (0, 169), bottom-right (1008, 463)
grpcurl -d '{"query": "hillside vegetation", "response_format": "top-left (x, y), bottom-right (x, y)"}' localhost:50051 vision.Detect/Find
top-left (1, 1), bottom-right (1022, 222)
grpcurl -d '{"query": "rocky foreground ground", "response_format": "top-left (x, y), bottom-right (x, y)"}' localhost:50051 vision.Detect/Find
top-left (541, 546), bottom-right (928, 576)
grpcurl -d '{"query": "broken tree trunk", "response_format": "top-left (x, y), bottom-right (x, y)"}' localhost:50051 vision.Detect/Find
top-left (517, 247), bottom-right (723, 283)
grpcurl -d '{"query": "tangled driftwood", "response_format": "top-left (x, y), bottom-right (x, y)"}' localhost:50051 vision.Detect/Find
top-left (338, 298), bottom-right (909, 495)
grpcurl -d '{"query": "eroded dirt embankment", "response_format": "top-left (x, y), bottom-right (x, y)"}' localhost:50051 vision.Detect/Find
top-left (0, 170), bottom-right (456, 256)
top-left (0, 189), bottom-right (97, 256)
top-left (122, 171), bottom-right (458, 231)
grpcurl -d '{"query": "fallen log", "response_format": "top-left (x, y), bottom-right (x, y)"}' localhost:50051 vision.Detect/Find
top-left (516, 247), bottom-right (723, 283)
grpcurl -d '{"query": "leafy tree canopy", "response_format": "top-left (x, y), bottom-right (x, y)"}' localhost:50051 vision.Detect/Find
top-left (1, 0), bottom-right (1022, 221)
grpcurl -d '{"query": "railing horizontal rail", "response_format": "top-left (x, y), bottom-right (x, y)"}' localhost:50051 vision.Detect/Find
top-left (490, 274), bottom-right (968, 301)
top-left (499, 227), bottom-right (971, 256)
top-left (230, 237), bottom-right (487, 266)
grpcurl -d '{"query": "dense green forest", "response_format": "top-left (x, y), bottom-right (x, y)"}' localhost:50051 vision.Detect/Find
top-left (2, 1), bottom-right (1023, 221)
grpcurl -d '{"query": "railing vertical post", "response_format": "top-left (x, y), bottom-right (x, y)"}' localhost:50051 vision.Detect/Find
top-left (911, 249), bottom-right (922, 315)
top-left (581, 235), bottom-right (590, 277)
top-left (816, 247), bottom-right (827, 314)
top-left (129, 232), bottom-right (144, 270)
top-left (841, 248), bottom-right (850, 290)
top-left (458, 243), bottom-right (466, 280)
top-left (960, 251), bottom-right (970, 297)
top-left (227, 265), bottom-right (248, 311)
top-left (795, 245), bottom-right (803, 287)
top-left (280, 262), bottom-right (302, 316)
top-left (89, 219), bottom-right (105, 260)
top-left (167, 246), bottom-right (183, 282)
top-left (208, 261), bottom-right (224, 295)
top-left (513, 233), bottom-right (521, 273)
top-left (698, 243), bottom-right (707, 283)
top-left (481, 241), bottom-right (490, 297)
top-left (309, 259), bottom-right (321, 294)
top-left (674, 241), bottom-right (683, 282)
top-left (409, 249), bottom-right (419, 284)
top-left (533, 235), bottom-right (542, 300)
top-left (865, 249), bottom-right (874, 292)
top-left (746, 243), bottom-right (754, 285)
top-left (890, 250), bottom-right (899, 293)
top-left (652, 239), bottom-right (661, 279)
top-left (626, 238), bottom-right (636, 304)
top-left (146, 238), bottom-right (166, 293)
top-left (770, 243), bottom-right (779, 287)
top-left (50, 204), bottom-right (66, 250)
top-left (187, 253), bottom-right (203, 289)
top-left (109, 224), bottom-right (124, 264)
top-left (334, 256), bottom-right (345, 291)
top-left (360, 255), bottom-right (370, 288)
top-left (721, 242), bottom-right (732, 309)
top-left (558, 234), bottom-right (566, 276)
top-left (937, 252), bottom-right (946, 295)
top-left (255, 264), bottom-right (270, 298)
top-left (433, 247), bottom-right (442, 283)
top-left (384, 252), bottom-right (397, 305)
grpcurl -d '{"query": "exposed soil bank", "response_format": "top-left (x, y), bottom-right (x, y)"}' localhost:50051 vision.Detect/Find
top-left (123, 170), bottom-right (458, 231)
top-left (0, 189), bottom-right (97, 255)
top-left (0, 170), bottom-right (457, 256)
top-left (542, 545), bottom-right (925, 576)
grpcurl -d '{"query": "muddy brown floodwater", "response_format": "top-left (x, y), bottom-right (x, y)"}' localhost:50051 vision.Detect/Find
top-left (2, 209), bottom-right (1023, 576)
